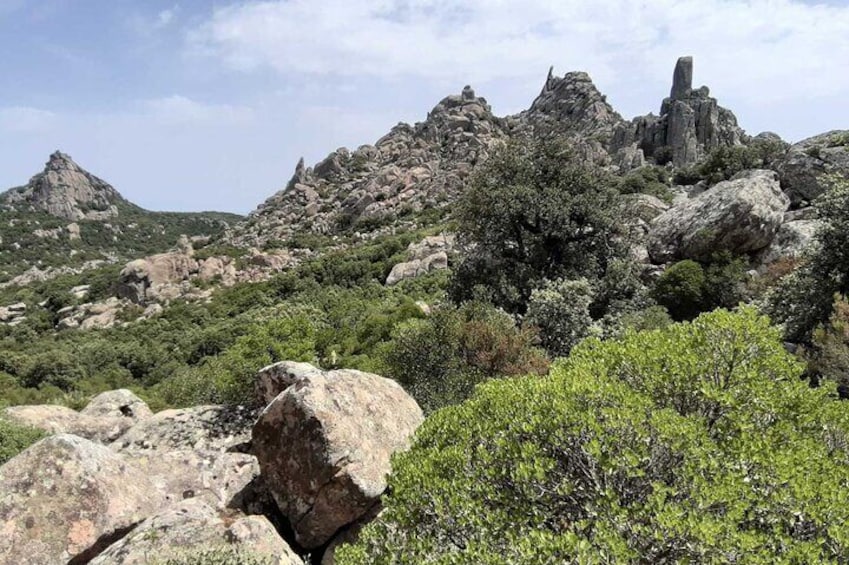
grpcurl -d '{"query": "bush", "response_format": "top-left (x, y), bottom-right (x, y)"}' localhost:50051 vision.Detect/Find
top-left (617, 165), bottom-right (673, 202)
top-left (338, 308), bottom-right (849, 564)
top-left (385, 301), bottom-right (548, 413)
top-left (525, 278), bottom-right (594, 358)
top-left (653, 254), bottom-right (746, 321)
top-left (0, 417), bottom-right (45, 465)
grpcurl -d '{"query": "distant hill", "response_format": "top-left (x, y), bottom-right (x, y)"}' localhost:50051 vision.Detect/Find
top-left (0, 152), bottom-right (242, 284)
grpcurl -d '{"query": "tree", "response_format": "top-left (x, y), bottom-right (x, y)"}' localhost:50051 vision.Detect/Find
top-left (525, 278), bottom-right (594, 358)
top-left (449, 138), bottom-right (628, 313)
top-left (337, 308), bottom-right (849, 564)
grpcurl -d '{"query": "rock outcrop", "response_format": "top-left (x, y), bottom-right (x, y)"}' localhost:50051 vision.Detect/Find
top-left (778, 130), bottom-right (849, 205)
top-left (648, 169), bottom-right (789, 263)
top-left (0, 151), bottom-right (123, 221)
top-left (0, 434), bottom-right (159, 565)
top-left (81, 389), bottom-right (154, 421)
top-left (612, 57), bottom-right (745, 169)
top-left (385, 233), bottom-right (455, 285)
top-left (89, 499), bottom-right (301, 565)
top-left (2, 404), bottom-right (134, 443)
top-left (252, 363), bottom-right (424, 548)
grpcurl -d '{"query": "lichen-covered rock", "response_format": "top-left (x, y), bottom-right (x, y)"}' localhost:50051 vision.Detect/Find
top-left (256, 361), bottom-right (324, 407)
top-left (81, 389), bottom-right (153, 421)
top-left (2, 404), bottom-right (132, 443)
top-left (111, 405), bottom-right (259, 510)
top-left (89, 499), bottom-right (301, 565)
top-left (648, 170), bottom-right (789, 263)
top-left (778, 130), bottom-right (849, 205)
top-left (117, 251), bottom-right (199, 304)
top-left (385, 234), bottom-right (454, 285)
top-left (0, 434), bottom-right (159, 565)
top-left (757, 219), bottom-right (822, 266)
top-left (252, 364), bottom-right (424, 549)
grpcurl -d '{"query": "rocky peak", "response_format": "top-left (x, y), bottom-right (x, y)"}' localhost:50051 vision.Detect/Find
top-left (611, 56), bottom-right (746, 169)
top-left (522, 68), bottom-right (624, 139)
top-left (1, 151), bottom-right (125, 221)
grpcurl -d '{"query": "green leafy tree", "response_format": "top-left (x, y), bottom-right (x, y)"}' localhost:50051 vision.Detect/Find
top-left (338, 308), bottom-right (849, 564)
top-left (525, 278), bottom-right (594, 358)
top-left (450, 138), bottom-right (627, 313)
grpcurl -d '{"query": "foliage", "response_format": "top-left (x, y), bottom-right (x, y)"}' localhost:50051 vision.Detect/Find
top-left (617, 165), bottom-right (673, 202)
top-left (450, 138), bottom-right (628, 313)
top-left (338, 308), bottom-right (849, 565)
top-left (806, 295), bottom-right (849, 397)
top-left (385, 301), bottom-right (549, 413)
top-left (653, 253), bottom-right (747, 321)
top-left (766, 176), bottom-right (849, 342)
top-left (673, 138), bottom-right (788, 186)
top-left (525, 278), bottom-right (594, 358)
top-left (0, 416), bottom-right (45, 465)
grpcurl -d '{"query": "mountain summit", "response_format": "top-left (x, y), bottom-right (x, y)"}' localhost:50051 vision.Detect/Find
top-left (1, 151), bottom-right (125, 221)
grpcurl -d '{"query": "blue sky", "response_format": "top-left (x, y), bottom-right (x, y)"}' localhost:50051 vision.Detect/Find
top-left (1, 0), bottom-right (847, 214)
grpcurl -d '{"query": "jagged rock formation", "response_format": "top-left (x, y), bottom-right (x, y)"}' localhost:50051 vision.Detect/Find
top-left (0, 151), bottom-right (124, 220)
top-left (778, 130), bottom-right (849, 205)
top-left (611, 56), bottom-right (745, 168)
top-left (233, 86), bottom-right (507, 248)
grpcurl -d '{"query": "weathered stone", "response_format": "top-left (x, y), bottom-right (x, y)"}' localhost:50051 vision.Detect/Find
top-left (2, 404), bottom-right (132, 443)
top-left (252, 364), bottom-right (424, 548)
top-left (256, 360), bottom-right (325, 407)
top-left (757, 219), bottom-right (822, 266)
top-left (648, 170), bottom-right (789, 263)
top-left (89, 499), bottom-right (301, 565)
top-left (778, 130), bottom-right (849, 205)
top-left (670, 56), bottom-right (693, 99)
top-left (81, 389), bottom-right (153, 421)
top-left (117, 250), bottom-right (199, 304)
top-left (0, 434), bottom-right (159, 565)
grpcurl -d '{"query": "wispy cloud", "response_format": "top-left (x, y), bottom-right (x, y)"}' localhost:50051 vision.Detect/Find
top-left (187, 0), bottom-right (849, 103)
top-left (0, 106), bottom-right (56, 133)
top-left (142, 95), bottom-right (255, 126)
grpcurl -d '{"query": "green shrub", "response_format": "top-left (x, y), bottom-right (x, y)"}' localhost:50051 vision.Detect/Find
top-left (0, 416), bottom-right (45, 465)
top-left (338, 308), bottom-right (849, 564)
top-left (385, 301), bottom-right (548, 413)
top-left (617, 165), bottom-right (673, 202)
top-left (652, 260), bottom-right (706, 320)
top-left (525, 278), bottom-right (594, 358)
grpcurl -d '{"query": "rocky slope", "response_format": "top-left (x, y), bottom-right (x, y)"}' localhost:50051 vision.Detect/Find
top-left (0, 152), bottom-right (242, 284)
top-left (231, 57), bottom-right (747, 250)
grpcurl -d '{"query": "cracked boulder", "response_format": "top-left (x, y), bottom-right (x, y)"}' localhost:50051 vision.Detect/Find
top-left (252, 364), bottom-right (424, 549)
top-left (0, 434), bottom-right (160, 565)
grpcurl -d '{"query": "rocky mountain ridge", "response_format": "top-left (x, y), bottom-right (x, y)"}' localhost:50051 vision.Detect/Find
top-left (231, 57), bottom-right (748, 249)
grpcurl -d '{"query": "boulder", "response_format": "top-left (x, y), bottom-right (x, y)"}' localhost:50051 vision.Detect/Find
top-left (89, 499), bottom-right (301, 565)
top-left (252, 364), bottom-right (424, 549)
top-left (757, 219), bottom-right (822, 266)
top-left (117, 251), bottom-right (199, 304)
top-left (625, 193), bottom-right (670, 222)
top-left (81, 389), bottom-right (153, 421)
top-left (2, 404), bottom-right (132, 443)
top-left (778, 130), bottom-right (849, 205)
top-left (648, 170), bottom-right (789, 263)
top-left (0, 434), bottom-right (159, 565)
top-left (256, 361), bottom-right (325, 407)
top-left (112, 405), bottom-right (259, 510)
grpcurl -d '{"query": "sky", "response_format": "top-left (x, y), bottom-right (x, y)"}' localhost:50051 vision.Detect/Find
top-left (0, 0), bottom-right (847, 214)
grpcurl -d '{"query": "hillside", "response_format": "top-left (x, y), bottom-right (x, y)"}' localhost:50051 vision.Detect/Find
top-left (0, 151), bottom-right (242, 284)
top-left (1, 55), bottom-right (849, 565)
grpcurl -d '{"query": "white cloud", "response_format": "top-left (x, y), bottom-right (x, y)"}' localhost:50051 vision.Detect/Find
top-left (0, 106), bottom-right (56, 133)
top-left (157, 6), bottom-right (177, 28)
top-left (142, 95), bottom-right (255, 126)
top-left (188, 0), bottom-right (849, 105)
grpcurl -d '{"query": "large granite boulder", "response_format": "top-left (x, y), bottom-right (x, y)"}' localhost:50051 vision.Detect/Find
top-left (0, 434), bottom-right (159, 565)
top-left (112, 405), bottom-right (259, 511)
top-left (252, 364), bottom-right (424, 549)
top-left (89, 499), bottom-right (301, 565)
top-left (778, 130), bottom-right (849, 205)
top-left (648, 169), bottom-right (789, 263)
top-left (80, 389), bottom-right (153, 421)
top-left (385, 234), bottom-right (454, 286)
top-left (2, 404), bottom-right (132, 443)
top-left (117, 250), bottom-right (199, 304)
top-left (757, 219), bottom-right (822, 267)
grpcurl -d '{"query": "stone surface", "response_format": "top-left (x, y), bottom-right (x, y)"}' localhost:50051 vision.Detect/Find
top-left (89, 499), bottom-right (301, 565)
top-left (256, 360), bottom-right (325, 407)
top-left (2, 404), bottom-right (133, 443)
top-left (648, 169), bottom-right (790, 263)
top-left (112, 405), bottom-right (259, 510)
top-left (670, 56), bottom-right (693, 99)
top-left (252, 364), bottom-right (424, 549)
top-left (81, 389), bottom-right (153, 421)
top-left (778, 130), bottom-right (849, 205)
top-left (117, 250), bottom-right (199, 304)
top-left (0, 434), bottom-right (159, 565)
top-left (757, 219), bottom-right (822, 266)
top-left (385, 234), bottom-right (454, 285)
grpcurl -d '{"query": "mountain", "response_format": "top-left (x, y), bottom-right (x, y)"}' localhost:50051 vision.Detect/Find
top-left (231, 57), bottom-right (747, 249)
top-left (0, 152), bottom-right (242, 284)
